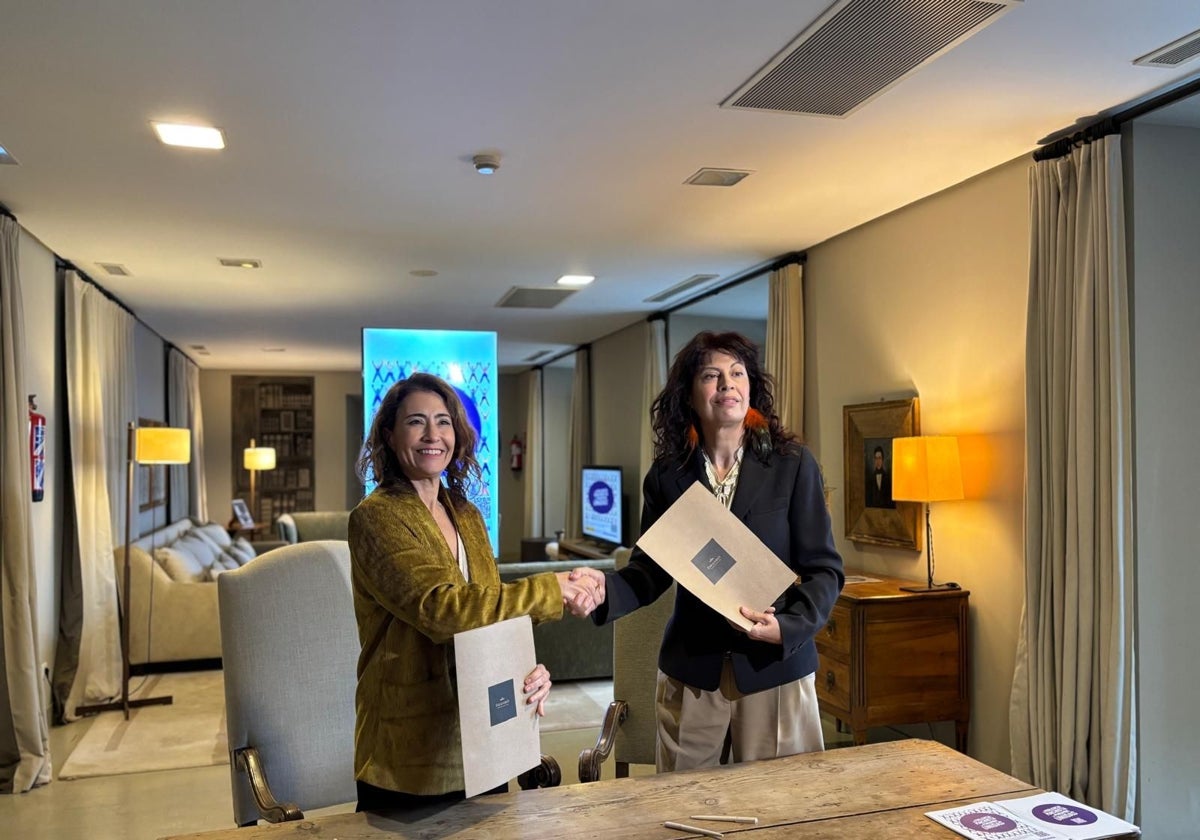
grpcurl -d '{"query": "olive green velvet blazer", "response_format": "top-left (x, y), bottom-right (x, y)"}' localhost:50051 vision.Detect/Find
top-left (348, 485), bottom-right (562, 795)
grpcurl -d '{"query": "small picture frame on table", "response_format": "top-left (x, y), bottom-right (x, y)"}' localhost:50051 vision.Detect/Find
top-left (231, 498), bottom-right (255, 529)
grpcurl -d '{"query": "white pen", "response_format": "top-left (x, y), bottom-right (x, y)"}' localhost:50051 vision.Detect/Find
top-left (663, 821), bottom-right (724, 839)
top-left (690, 815), bottom-right (759, 825)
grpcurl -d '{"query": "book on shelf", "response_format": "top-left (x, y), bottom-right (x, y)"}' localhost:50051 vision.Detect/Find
top-left (927, 793), bottom-right (1139, 840)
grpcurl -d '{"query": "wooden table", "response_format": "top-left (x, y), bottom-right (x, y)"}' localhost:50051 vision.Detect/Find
top-left (161, 740), bottom-right (1053, 839)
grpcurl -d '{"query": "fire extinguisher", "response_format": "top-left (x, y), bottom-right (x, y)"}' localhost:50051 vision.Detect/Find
top-left (29, 394), bottom-right (46, 503)
top-left (509, 435), bottom-right (524, 471)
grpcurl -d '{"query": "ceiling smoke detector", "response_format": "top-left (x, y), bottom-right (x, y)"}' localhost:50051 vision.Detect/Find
top-left (473, 153), bottom-right (500, 175)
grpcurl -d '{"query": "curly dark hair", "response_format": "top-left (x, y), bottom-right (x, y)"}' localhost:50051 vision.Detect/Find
top-left (356, 372), bottom-right (481, 506)
top-left (651, 331), bottom-right (796, 466)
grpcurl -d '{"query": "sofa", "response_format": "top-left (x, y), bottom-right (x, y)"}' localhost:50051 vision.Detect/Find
top-left (276, 510), bottom-right (351, 543)
top-left (499, 557), bottom-right (615, 681)
top-left (118, 518), bottom-right (282, 666)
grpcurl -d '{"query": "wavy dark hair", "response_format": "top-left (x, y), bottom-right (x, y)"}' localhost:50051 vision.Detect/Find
top-left (356, 373), bottom-right (481, 506)
top-left (651, 331), bottom-right (796, 466)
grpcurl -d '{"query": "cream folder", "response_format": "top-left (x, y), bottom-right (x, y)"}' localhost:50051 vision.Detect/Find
top-left (454, 615), bottom-right (540, 797)
top-left (635, 481), bottom-right (798, 630)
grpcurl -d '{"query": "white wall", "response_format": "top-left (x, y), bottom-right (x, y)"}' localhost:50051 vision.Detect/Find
top-left (805, 156), bottom-right (1029, 772)
top-left (133, 321), bottom-right (167, 536)
top-left (199, 369), bottom-right (361, 523)
top-left (1128, 121), bottom-right (1200, 838)
top-left (19, 228), bottom-right (61, 680)
top-left (542, 364), bottom-right (572, 537)
top-left (667, 314), bottom-right (767, 360)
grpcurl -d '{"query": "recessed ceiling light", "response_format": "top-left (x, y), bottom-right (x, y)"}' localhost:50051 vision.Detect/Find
top-left (557, 275), bottom-right (595, 287)
top-left (261, 347), bottom-right (286, 353)
top-left (97, 262), bottom-right (132, 277)
top-left (152, 122), bottom-right (226, 150)
top-left (410, 269), bottom-right (439, 277)
top-left (219, 258), bottom-right (262, 269)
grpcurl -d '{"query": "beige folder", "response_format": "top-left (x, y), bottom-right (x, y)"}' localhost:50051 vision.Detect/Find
top-left (454, 615), bottom-right (541, 797)
top-left (636, 481), bottom-right (798, 630)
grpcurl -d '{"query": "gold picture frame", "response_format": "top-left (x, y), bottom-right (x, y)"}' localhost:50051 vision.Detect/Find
top-left (843, 398), bottom-right (922, 550)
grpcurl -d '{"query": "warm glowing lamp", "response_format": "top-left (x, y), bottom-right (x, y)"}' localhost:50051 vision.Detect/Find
top-left (891, 435), bottom-right (964, 593)
top-left (78, 423), bottom-right (191, 719)
top-left (243, 438), bottom-right (276, 522)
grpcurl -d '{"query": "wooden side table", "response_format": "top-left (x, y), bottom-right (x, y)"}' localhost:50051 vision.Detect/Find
top-left (816, 570), bottom-right (970, 751)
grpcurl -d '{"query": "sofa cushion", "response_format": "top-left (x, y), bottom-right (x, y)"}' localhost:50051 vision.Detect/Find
top-left (177, 531), bottom-right (222, 567)
top-left (154, 544), bottom-right (209, 583)
top-left (225, 537), bottom-right (256, 565)
top-left (194, 522), bottom-right (234, 550)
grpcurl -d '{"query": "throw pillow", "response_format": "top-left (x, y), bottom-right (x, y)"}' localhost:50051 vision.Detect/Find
top-left (226, 537), bottom-right (256, 565)
top-left (154, 545), bottom-right (208, 583)
top-left (215, 551), bottom-right (241, 571)
top-left (194, 522), bottom-right (233, 550)
top-left (174, 531), bottom-right (222, 568)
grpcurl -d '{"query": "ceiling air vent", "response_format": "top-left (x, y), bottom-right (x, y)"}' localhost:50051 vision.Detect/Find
top-left (723, 0), bottom-right (1021, 118)
top-left (97, 262), bottom-right (131, 276)
top-left (1135, 27), bottom-right (1200, 68)
top-left (645, 273), bottom-right (720, 304)
top-left (684, 168), bottom-right (752, 187)
top-left (219, 258), bottom-right (262, 269)
top-left (523, 349), bottom-right (553, 362)
top-left (496, 287), bottom-right (577, 309)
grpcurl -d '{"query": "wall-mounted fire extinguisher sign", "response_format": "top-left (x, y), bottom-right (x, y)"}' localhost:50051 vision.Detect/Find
top-left (509, 435), bottom-right (524, 471)
top-left (29, 394), bottom-right (46, 502)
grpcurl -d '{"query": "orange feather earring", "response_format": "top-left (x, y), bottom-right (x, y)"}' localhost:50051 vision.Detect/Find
top-left (686, 423), bottom-right (700, 453)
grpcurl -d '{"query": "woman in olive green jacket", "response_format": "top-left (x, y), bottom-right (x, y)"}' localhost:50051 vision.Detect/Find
top-left (350, 373), bottom-right (597, 812)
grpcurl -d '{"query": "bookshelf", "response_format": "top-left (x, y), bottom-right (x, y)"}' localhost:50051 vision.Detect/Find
top-left (231, 375), bottom-right (315, 526)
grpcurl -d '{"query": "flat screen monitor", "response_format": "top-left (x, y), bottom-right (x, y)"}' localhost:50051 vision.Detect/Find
top-left (581, 465), bottom-right (622, 548)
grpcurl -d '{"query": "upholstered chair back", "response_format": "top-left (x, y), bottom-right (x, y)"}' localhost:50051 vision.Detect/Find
top-left (612, 547), bottom-right (675, 771)
top-left (219, 540), bottom-right (357, 826)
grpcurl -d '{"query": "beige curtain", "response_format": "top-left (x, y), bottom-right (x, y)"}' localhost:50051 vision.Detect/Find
top-left (563, 348), bottom-right (591, 539)
top-left (1010, 135), bottom-right (1136, 819)
top-left (167, 348), bottom-right (206, 522)
top-left (55, 272), bottom-right (135, 720)
top-left (0, 215), bottom-right (52, 793)
top-left (522, 368), bottom-right (543, 538)
top-left (639, 320), bottom-right (667, 522)
top-left (766, 261), bottom-right (805, 438)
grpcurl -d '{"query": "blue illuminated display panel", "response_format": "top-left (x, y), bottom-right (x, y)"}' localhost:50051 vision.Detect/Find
top-left (361, 329), bottom-right (499, 553)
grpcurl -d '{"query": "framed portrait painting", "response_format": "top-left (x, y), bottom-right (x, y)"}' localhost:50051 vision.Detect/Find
top-left (843, 398), bottom-right (922, 550)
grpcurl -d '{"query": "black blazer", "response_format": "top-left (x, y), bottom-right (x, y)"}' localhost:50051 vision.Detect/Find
top-left (594, 443), bottom-right (844, 693)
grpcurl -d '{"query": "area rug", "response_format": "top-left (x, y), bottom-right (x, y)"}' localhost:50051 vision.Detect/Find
top-left (58, 671), bottom-right (609, 779)
top-left (59, 671), bottom-right (228, 780)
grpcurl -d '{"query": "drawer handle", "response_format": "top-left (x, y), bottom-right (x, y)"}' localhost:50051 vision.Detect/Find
top-left (825, 618), bottom-right (837, 637)
top-left (825, 670), bottom-right (836, 691)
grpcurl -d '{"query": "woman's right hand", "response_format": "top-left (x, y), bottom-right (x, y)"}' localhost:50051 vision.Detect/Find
top-left (555, 571), bottom-right (601, 617)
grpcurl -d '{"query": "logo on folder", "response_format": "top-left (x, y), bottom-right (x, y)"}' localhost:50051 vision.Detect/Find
top-left (488, 680), bottom-right (518, 727)
top-left (691, 538), bottom-right (736, 584)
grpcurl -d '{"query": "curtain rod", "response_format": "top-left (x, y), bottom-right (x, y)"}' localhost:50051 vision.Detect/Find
top-left (1034, 73), bottom-right (1200, 162)
top-left (56, 256), bottom-right (197, 366)
top-left (0, 202), bottom-right (15, 221)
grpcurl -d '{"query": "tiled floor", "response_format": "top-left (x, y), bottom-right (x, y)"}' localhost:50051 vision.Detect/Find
top-left (0, 679), bottom-right (916, 840)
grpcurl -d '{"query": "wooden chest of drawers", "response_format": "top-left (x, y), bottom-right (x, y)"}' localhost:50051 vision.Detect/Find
top-left (816, 571), bottom-right (970, 751)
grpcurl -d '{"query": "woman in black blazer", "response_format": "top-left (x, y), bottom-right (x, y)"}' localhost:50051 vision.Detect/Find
top-left (580, 331), bottom-right (843, 771)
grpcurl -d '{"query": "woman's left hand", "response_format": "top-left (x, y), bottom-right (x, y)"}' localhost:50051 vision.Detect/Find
top-left (523, 663), bottom-right (553, 716)
top-left (738, 605), bottom-right (782, 645)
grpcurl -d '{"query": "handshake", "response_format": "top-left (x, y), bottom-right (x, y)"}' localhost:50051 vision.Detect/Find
top-left (554, 567), bottom-right (607, 617)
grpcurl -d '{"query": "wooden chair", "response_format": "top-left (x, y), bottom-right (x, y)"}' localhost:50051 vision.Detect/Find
top-left (219, 540), bottom-right (559, 827)
top-left (579, 547), bottom-right (675, 781)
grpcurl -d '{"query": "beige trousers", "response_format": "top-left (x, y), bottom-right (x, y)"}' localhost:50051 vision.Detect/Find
top-left (654, 661), bottom-right (824, 772)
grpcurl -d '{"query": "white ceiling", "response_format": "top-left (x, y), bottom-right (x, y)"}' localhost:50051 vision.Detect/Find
top-left (3, 1), bottom-right (1199, 371)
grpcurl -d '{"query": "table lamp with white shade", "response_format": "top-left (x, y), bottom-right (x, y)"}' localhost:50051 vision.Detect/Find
top-left (243, 439), bottom-right (276, 523)
top-left (891, 435), bottom-right (964, 593)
